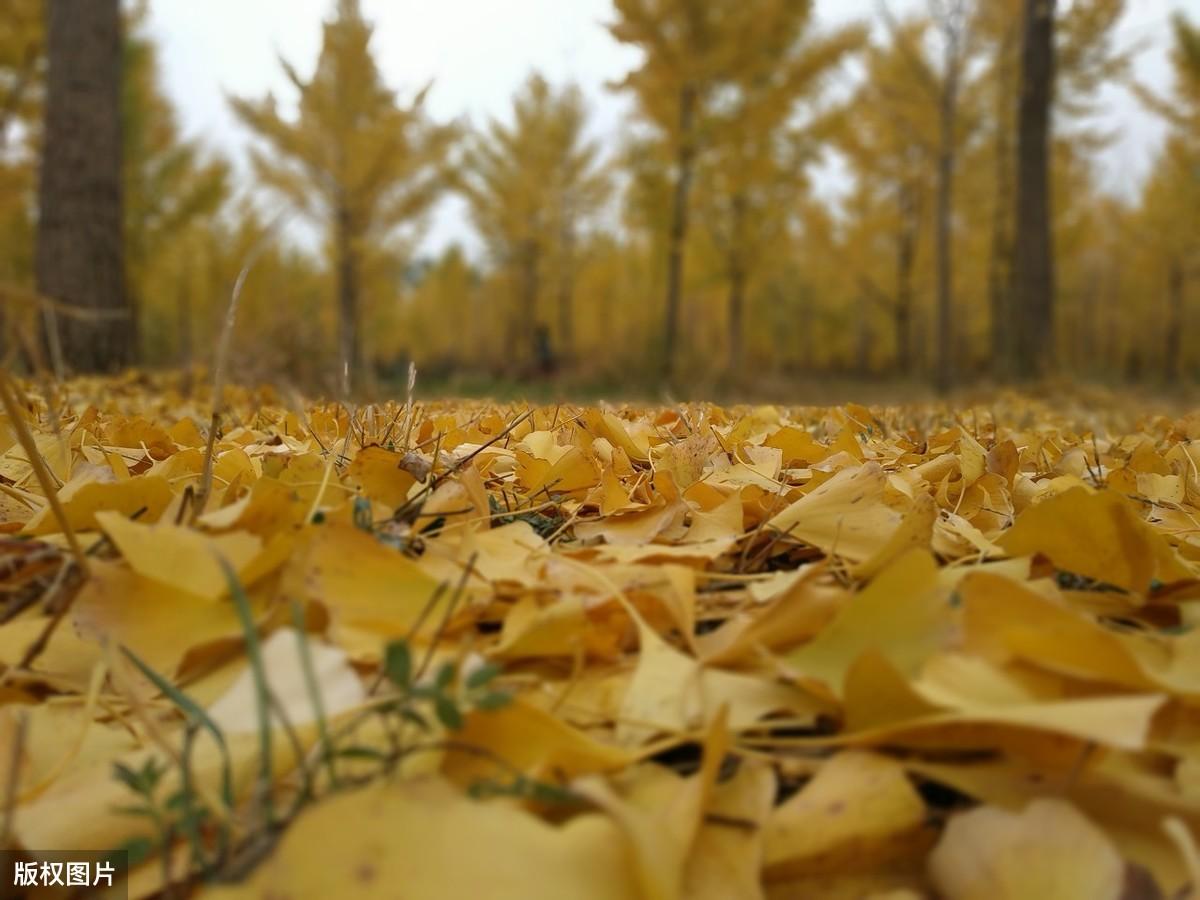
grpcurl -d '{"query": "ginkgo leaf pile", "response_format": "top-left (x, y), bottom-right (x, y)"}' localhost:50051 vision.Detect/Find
top-left (2, 375), bottom-right (1200, 899)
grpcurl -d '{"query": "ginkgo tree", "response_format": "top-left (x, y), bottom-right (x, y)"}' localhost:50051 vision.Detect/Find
top-left (123, 3), bottom-right (228, 360)
top-left (826, 22), bottom-right (937, 374)
top-left (698, 2), bottom-right (863, 375)
top-left (457, 74), bottom-right (609, 370)
top-left (981, 0), bottom-right (1129, 374)
top-left (828, 0), bottom-right (1134, 383)
top-left (608, 0), bottom-right (760, 380)
top-left (1132, 13), bottom-right (1200, 381)
top-left (876, 1), bottom-right (980, 392)
top-left (230, 0), bottom-right (457, 384)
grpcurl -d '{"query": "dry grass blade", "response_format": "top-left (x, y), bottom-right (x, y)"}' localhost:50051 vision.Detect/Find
top-left (194, 212), bottom-right (289, 521)
top-left (0, 369), bottom-right (86, 575)
top-left (0, 709), bottom-right (28, 848)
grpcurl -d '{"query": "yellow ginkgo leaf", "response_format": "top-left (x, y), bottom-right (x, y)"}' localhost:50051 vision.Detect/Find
top-left (94, 511), bottom-right (266, 601)
top-left (575, 499), bottom-right (685, 546)
top-left (784, 548), bottom-right (948, 698)
top-left (575, 711), bottom-right (730, 900)
top-left (582, 410), bottom-right (651, 464)
top-left (205, 776), bottom-right (637, 900)
top-left (493, 595), bottom-right (588, 659)
top-left (683, 759), bottom-right (775, 900)
top-left (343, 445), bottom-right (418, 509)
top-left (24, 474), bottom-right (174, 535)
top-left (763, 425), bottom-right (828, 466)
top-left (998, 486), bottom-right (1194, 593)
top-left (852, 491), bottom-right (937, 579)
top-left (619, 613), bottom-right (824, 744)
top-left (697, 565), bottom-right (844, 665)
top-left (842, 644), bottom-right (1165, 752)
top-left (281, 523), bottom-right (444, 654)
top-left (71, 559), bottom-right (249, 678)
top-left (763, 750), bottom-right (931, 879)
top-left (960, 571), bottom-right (1159, 691)
top-left (767, 463), bottom-right (905, 562)
top-left (443, 697), bottom-right (634, 786)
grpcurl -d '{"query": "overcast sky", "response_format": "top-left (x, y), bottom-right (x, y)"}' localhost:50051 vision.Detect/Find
top-left (146, 0), bottom-right (1189, 257)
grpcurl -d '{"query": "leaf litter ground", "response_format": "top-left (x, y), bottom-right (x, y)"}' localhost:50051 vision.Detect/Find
top-left (2, 375), bottom-right (1200, 899)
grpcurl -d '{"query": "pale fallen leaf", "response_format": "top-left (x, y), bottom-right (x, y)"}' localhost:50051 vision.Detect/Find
top-left (928, 798), bottom-right (1125, 900)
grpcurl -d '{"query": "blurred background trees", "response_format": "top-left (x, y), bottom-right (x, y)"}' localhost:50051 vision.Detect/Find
top-left (230, 0), bottom-right (456, 387)
top-left (458, 74), bottom-right (608, 373)
top-left (122, 1), bottom-right (228, 364)
top-left (1, 0), bottom-right (1197, 393)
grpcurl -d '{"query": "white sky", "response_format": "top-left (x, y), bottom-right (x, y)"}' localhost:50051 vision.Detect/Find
top-left (146, 0), bottom-right (1190, 257)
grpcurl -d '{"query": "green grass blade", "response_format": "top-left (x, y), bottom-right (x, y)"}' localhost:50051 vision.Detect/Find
top-left (218, 555), bottom-right (274, 827)
top-left (291, 601), bottom-right (338, 789)
top-left (119, 646), bottom-right (234, 810)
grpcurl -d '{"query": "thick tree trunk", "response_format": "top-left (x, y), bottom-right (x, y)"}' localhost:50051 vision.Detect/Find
top-left (895, 182), bottom-right (917, 373)
top-left (36, 0), bottom-right (129, 373)
top-left (663, 83), bottom-right (697, 381)
top-left (1011, 0), bottom-right (1057, 377)
top-left (335, 205), bottom-right (361, 384)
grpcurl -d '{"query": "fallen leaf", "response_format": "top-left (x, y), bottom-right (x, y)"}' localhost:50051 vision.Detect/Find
top-left (928, 798), bottom-right (1125, 900)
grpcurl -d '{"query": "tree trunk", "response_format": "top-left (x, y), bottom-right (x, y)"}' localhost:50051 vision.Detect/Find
top-left (335, 204), bottom-right (361, 386)
top-left (663, 83), bottom-right (697, 382)
top-left (856, 292), bottom-right (873, 375)
top-left (796, 283), bottom-right (814, 373)
top-left (727, 262), bottom-right (746, 376)
top-left (36, 0), bottom-right (129, 373)
top-left (1102, 261), bottom-right (1119, 376)
top-left (178, 255), bottom-right (194, 395)
top-left (895, 181), bottom-right (917, 373)
top-left (179, 266), bottom-right (193, 372)
top-left (934, 87), bottom-right (957, 394)
top-left (521, 237), bottom-right (540, 367)
top-left (1165, 258), bottom-right (1185, 382)
top-left (1011, 0), bottom-right (1057, 377)
top-left (726, 192), bottom-right (747, 376)
top-left (988, 22), bottom-right (1017, 377)
top-left (556, 222), bottom-right (575, 363)
top-left (1076, 272), bottom-right (1096, 374)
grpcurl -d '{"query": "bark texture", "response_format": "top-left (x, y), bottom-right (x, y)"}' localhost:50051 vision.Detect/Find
top-left (1011, 0), bottom-right (1057, 377)
top-left (36, 0), bottom-right (129, 373)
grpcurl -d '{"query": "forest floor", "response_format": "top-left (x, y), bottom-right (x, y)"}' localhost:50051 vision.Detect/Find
top-left (0, 372), bottom-right (1198, 898)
